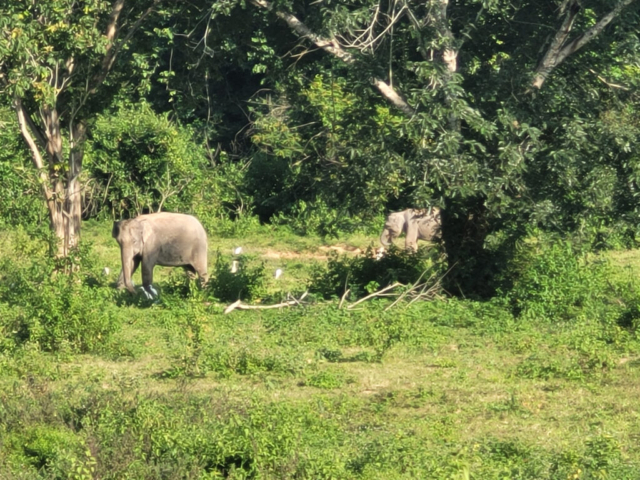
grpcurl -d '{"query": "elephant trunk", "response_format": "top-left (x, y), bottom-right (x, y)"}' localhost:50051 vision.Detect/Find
top-left (121, 245), bottom-right (136, 293)
top-left (380, 229), bottom-right (392, 247)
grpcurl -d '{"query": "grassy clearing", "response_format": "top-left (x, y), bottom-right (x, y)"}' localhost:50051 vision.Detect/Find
top-left (2, 222), bottom-right (640, 478)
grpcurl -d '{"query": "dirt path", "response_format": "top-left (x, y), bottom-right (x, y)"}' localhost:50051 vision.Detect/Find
top-left (259, 244), bottom-right (365, 260)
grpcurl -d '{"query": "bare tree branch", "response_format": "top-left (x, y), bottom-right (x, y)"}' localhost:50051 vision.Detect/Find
top-left (90, 0), bottom-right (162, 94)
top-left (105, 0), bottom-right (126, 50)
top-left (250, 0), bottom-right (416, 117)
top-left (532, 0), bottom-right (638, 89)
top-left (14, 98), bottom-right (52, 200)
top-left (336, 0), bottom-right (407, 54)
top-left (23, 109), bottom-right (47, 150)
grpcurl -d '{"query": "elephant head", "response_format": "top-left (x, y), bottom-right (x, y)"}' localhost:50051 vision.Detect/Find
top-left (112, 218), bottom-right (151, 293)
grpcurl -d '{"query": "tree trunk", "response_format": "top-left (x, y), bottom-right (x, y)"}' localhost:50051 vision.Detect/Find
top-left (40, 106), bottom-right (83, 257)
top-left (441, 197), bottom-right (493, 297)
top-left (14, 100), bottom-right (85, 258)
top-left (65, 122), bottom-right (87, 256)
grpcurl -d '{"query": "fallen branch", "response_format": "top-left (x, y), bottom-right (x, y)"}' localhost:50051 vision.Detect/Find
top-left (224, 291), bottom-right (309, 314)
top-left (385, 271), bottom-right (436, 311)
top-left (338, 288), bottom-right (351, 309)
top-left (346, 282), bottom-right (403, 310)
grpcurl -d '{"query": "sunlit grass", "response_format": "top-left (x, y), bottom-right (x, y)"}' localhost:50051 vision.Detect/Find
top-left (2, 221), bottom-right (640, 478)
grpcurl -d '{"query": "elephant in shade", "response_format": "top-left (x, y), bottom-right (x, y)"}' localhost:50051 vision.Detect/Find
top-left (380, 208), bottom-right (442, 251)
top-left (112, 212), bottom-right (208, 298)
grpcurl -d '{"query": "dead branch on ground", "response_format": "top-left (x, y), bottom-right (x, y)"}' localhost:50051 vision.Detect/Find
top-left (224, 291), bottom-right (309, 314)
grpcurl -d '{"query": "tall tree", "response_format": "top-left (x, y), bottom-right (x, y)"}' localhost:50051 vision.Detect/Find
top-left (245, 0), bottom-right (640, 293)
top-left (0, 0), bottom-right (161, 256)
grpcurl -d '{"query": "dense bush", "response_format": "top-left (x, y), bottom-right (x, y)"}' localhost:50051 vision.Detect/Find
top-left (502, 235), bottom-right (613, 321)
top-left (272, 199), bottom-right (371, 237)
top-left (246, 75), bottom-right (409, 232)
top-left (2, 386), bottom-right (639, 479)
top-left (309, 245), bottom-right (444, 300)
top-left (0, 247), bottom-right (120, 354)
top-left (206, 252), bottom-right (267, 302)
top-left (191, 156), bottom-right (257, 237)
top-left (85, 102), bottom-right (209, 218)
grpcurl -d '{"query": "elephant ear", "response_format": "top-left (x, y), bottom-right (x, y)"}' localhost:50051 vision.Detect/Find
top-left (112, 221), bottom-right (121, 239)
top-left (387, 212), bottom-right (406, 232)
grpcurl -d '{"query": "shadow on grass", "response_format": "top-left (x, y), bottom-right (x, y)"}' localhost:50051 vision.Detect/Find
top-left (316, 348), bottom-right (379, 363)
top-left (112, 286), bottom-right (158, 309)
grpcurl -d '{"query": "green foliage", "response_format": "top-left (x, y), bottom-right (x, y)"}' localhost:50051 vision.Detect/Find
top-left (1, 221), bottom-right (640, 478)
top-left (164, 303), bottom-right (208, 377)
top-left (616, 296), bottom-right (640, 333)
top-left (206, 252), bottom-right (267, 302)
top-left (0, 108), bottom-right (45, 228)
top-left (303, 370), bottom-right (346, 389)
top-left (310, 245), bottom-right (443, 300)
top-left (85, 102), bottom-right (208, 218)
top-left (191, 156), bottom-right (257, 237)
top-left (503, 235), bottom-right (612, 321)
top-left (246, 74), bottom-right (409, 230)
top-left (0, 0), bottom-right (114, 102)
top-left (201, 348), bottom-right (303, 378)
top-left (273, 199), bottom-right (367, 237)
top-left (0, 245), bottom-right (120, 354)
top-left (19, 425), bottom-right (84, 473)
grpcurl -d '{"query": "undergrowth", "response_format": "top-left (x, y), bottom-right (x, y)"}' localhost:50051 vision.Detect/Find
top-left (309, 245), bottom-right (445, 300)
top-left (2, 227), bottom-right (640, 478)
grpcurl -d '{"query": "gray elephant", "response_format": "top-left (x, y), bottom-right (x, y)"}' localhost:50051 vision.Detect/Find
top-left (112, 212), bottom-right (208, 297)
top-left (380, 208), bottom-right (442, 251)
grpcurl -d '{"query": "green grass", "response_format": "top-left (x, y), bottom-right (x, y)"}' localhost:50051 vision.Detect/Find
top-left (2, 222), bottom-right (640, 478)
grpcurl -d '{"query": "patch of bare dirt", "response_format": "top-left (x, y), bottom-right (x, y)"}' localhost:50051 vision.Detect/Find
top-left (319, 244), bottom-right (363, 255)
top-left (260, 244), bottom-right (363, 260)
top-left (261, 250), bottom-right (328, 260)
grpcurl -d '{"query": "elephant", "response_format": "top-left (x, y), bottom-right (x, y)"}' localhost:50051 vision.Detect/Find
top-left (112, 212), bottom-right (208, 297)
top-left (380, 208), bottom-right (442, 251)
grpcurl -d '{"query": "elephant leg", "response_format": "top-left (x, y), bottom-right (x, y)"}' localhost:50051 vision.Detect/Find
top-left (117, 256), bottom-right (141, 288)
top-left (116, 269), bottom-right (125, 288)
top-left (131, 256), bottom-right (141, 286)
top-left (192, 256), bottom-right (209, 286)
top-left (141, 261), bottom-right (157, 298)
top-left (183, 265), bottom-right (197, 282)
top-left (405, 221), bottom-right (420, 252)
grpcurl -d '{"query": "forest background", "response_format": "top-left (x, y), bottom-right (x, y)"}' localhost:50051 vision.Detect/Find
top-left (1, 0), bottom-right (639, 287)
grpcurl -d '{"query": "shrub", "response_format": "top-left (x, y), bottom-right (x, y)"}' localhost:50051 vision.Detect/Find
top-left (303, 370), bottom-right (346, 389)
top-left (309, 245), bottom-right (444, 300)
top-left (0, 249), bottom-right (120, 354)
top-left (201, 348), bottom-right (303, 378)
top-left (273, 199), bottom-right (367, 237)
top-left (206, 251), bottom-right (267, 302)
top-left (85, 102), bottom-right (208, 218)
top-left (502, 235), bottom-right (611, 321)
top-left (191, 156), bottom-right (258, 238)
